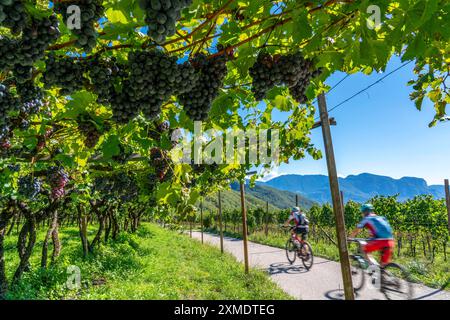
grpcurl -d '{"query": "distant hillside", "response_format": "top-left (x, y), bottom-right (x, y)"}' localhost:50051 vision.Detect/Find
top-left (230, 183), bottom-right (315, 209)
top-left (200, 190), bottom-right (280, 213)
top-left (261, 173), bottom-right (446, 203)
top-left (199, 183), bottom-right (315, 213)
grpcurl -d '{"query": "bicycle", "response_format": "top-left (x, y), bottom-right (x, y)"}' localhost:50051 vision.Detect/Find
top-left (348, 238), bottom-right (414, 300)
top-left (282, 225), bottom-right (314, 270)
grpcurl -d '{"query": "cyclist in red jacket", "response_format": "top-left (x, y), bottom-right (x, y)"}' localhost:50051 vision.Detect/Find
top-left (349, 204), bottom-right (394, 266)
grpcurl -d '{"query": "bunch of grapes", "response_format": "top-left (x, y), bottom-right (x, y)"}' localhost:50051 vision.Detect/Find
top-left (77, 116), bottom-right (101, 148)
top-left (178, 50), bottom-right (229, 121)
top-left (109, 89), bottom-right (145, 124)
top-left (160, 165), bottom-right (173, 182)
top-left (93, 176), bottom-right (114, 198)
top-left (18, 175), bottom-right (42, 199)
top-left (9, 115), bottom-right (30, 131)
top-left (16, 80), bottom-right (44, 114)
top-left (86, 60), bottom-right (142, 124)
top-left (248, 52), bottom-right (274, 100)
top-left (249, 52), bottom-right (322, 103)
top-left (148, 121), bottom-right (169, 140)
top-left (289, 68), bottom-right (322, 104)
top-left (54, 0), bottom-right (104, 52)
top-left (42, 54), bottom-right (86, 95)
top-left (0, 36), bottom-right (18, 71)
top-left (0, 0), bottom-right (28, 35)
top-left (139, 0), bottom-right (193, 43)
top-left (47, 166), bottom-right (69, 199)
top-left (7, 163), bottom-right (20, 172)
top-left (96, 173), bottom-right (136, 200)
top-left (87, 58), bottom-right (119, 103)
top-left (0, 123), bottom-right (10, 142)
top-left (12, 64), bottom-right (33, 84)
top-left (172, 61), bottom-right (200, 96)
top-left (119, 175), bottom-right (139, 202)
top-left (0, 83), bottom-right (18, 138)
top-left (0, 138), bottom-right (11, 151)
top-left (150, 147), bottom-right (170, 181)
top-left (128, 50), bottom-right (179, 120)
top-left (16, 15), bottom-right (60, 67)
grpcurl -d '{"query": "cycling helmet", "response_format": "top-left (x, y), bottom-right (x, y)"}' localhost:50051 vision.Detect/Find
top-left (292, 206), bottom-right (300, 213)
top-left (360, 203), bottom-right (375, 214)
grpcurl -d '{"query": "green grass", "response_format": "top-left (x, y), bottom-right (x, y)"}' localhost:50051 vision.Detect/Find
top-left (3, 223), bottom-right (291, 300)
top-left (206, 227), bottom-right (449, 290)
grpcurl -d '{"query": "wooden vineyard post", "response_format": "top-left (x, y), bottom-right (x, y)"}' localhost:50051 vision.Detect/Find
top-left (445, 179), bottom-right (450, 233)
top-left (295, 194), bottom-right (299, 207)
top-left (218, 191), bottom-right (224, 254)
top-left (341, 191), bottom-right (345, 214)
top-left (317, 93), bottom-right (355, 300)
top-left (240, 182), bottom-right (250, 274)
top-left (265, 201), bottom-right (269, 236)
top-left (200, 201), bottom-right (204, 244)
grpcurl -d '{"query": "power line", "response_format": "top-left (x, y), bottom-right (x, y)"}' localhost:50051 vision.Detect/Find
top-left (311, 73), bottom-right (351, 105)
top-left (326, 61), bottom-right (413, 115)
top-left (327, 73), bottom-right (351, 96)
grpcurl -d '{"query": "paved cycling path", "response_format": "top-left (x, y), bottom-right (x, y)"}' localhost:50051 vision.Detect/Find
top-left (191, 232), bottom-right (450, 300)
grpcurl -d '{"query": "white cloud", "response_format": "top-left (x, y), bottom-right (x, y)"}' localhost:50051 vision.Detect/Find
top-left (257, 167), bottom-right (282, 182)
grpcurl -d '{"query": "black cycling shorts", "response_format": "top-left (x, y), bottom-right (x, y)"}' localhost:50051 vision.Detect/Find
top-left (294, 226), bottom-right (308, 240)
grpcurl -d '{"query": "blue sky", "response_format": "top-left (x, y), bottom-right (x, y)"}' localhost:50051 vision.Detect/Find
top-left (264, 57), bottom-right (449, 186)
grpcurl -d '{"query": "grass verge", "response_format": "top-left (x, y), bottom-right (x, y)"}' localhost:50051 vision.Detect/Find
top-left (3, 223), bottom-right (291, 300)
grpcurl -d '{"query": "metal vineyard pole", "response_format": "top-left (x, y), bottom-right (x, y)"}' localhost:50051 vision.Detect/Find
top-left (217, 190), bottom-right (224, 253)
top-left (317, 93), bottom-right (355, 300)
top-left (445, 179), bottom-right (450, 233)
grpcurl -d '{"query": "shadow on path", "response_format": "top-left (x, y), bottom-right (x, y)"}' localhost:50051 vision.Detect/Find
top-left (414, 286), bottom-right (449, 300)
top-left (267, 262), bottom-right (309, 275)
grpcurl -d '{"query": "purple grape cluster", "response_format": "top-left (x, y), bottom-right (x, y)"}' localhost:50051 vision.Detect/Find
top-left (18, 175), bottom-right (42, 199)
top-left (47, 166), bottom-right (69, 199)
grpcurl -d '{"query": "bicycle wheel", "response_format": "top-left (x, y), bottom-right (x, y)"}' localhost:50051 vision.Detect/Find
top-left (300, 242), bottom-right (314, 270)
top-left (350, 255), bottom-right (365, 292)
top-left (381, 263), bottom-right (414, 300)
top-left (285, 239), bottom-right (297, 265)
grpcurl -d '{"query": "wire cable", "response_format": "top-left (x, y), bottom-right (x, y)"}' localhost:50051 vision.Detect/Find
top-left (326, 61), bottom-right (413, 115)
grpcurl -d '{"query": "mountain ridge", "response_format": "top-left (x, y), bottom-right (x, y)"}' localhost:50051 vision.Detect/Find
top-left (259, 173), bottom-right (446, 203)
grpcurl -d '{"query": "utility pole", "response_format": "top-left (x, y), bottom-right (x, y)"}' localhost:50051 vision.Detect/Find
top-left (217, 191), bottom-right (224, 253)
top-left (317, 93), bottom-right (355, 300)
top-left (200, 201), bottom-right (204, 244)
top-left (240, 182), bottom-right (250, 274)
top-left (445, 179), bottom-right (450, 233)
